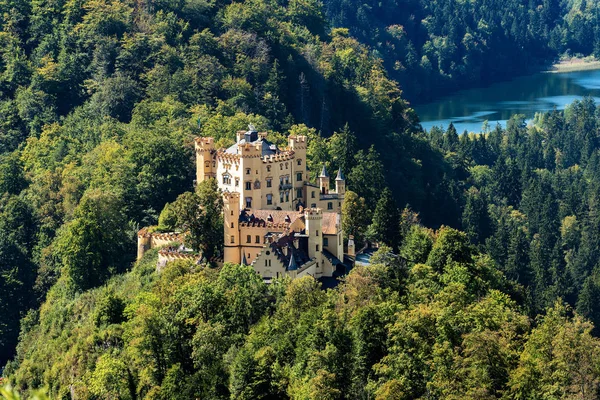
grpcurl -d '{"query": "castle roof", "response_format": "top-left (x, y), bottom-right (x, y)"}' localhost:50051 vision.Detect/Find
top-left (240, 209), bottom-right (302, 225)
top-left (224, 132), bottom-right (281, 157)
top-left (319, 164), bottom-right (329, 178)
top-left (336, 168), bottom-right (345, 181)
top-left (321, 213), bottom-right (339, 235)
top-left (239, 209), bottom-right (340, 235)
top-left (267, 233), bottom-right (311, 271)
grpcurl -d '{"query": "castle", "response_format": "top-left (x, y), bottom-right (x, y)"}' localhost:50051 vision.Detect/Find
top-left (138, 126), bottom-right (354, 281)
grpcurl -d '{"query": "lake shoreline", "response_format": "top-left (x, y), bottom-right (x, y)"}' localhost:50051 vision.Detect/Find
top-left (545, 58), bottom-right (600, 73)
top-left (415, 66), bottom-right (600, 134)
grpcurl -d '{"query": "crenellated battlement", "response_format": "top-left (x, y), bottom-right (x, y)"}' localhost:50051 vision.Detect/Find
top-left (216, 152), bottom-right (241, 163)
top-left (305, 208), bottom-right (323, 219)
top-left (239, 221), bottom-right (290, 229)
top-left (195, 137), bottom-right (215, 150)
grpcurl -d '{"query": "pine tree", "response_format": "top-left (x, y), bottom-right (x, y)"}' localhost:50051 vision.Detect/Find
top-left (329, 123), bottom-right (357, 177)
top-left (369, 188), bottom-right (401, 250)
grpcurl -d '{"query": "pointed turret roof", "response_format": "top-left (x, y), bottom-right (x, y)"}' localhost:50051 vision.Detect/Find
top-left (335, 168), bottom-right (345, 181)
top-left (319, 164), bottom-right (329, 178)
top-left (242, 253), bottom-right (248, 266)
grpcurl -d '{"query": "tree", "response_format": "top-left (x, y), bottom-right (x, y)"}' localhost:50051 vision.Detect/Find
top-left (341, 190), bottom-right (369, 244)
top-left (0, 196), bottom-right (36, 363)
top-left (369, 188), bottom-right (401, 250)
top-left (508, 302), bottom-right (600, 400)
top-left (461, 187), bottom-right (491, 244)
top-left (0, 153), bottom-right (26, 196)
top-left (55, 189), bottom-right (133, 291)
top-left (170, 178), bottom-right (223, 259)
top-left (426, 227), bottom-right (473, 272)
top-left (329, 123), bottom-right (357, 177)
top-left (349, 146), bottom-right (385, 208)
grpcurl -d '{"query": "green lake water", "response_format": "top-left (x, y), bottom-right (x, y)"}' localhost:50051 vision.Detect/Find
top-left (414, 69), bottom-right (600, 133)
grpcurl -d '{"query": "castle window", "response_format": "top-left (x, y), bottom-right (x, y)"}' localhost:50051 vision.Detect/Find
top-left (246, 168), bottom-right (251, 175)
top-left (296, 188), bottom-right (302, 198)
top-left (212, 161), bottom-right (216, 167)
top-left (311, 203), bottom-right (316, 208)
top-left (296, 172), bottom-right (302, 182)
top-left (231, 210), bottom-right (234, 215)
top-left (266, 251), bottom-right (270, 255)
top-left (339, 202), bottom-right (341, 207)
top-left (254, 180), bottom-right (261, 189)
top-left (316, 230), bottom-right (319, 236)
top-left (235, 178), bottom-right (239, 186)
top-left (245, 197), bottom-right (252, 208)
top-left (285, 191), bottom-right (289, 202)
top-left (255, 235), bottom-right (260, 243)
top-left (266, 178), bottom-right (272, 188)
top-left (269, 260), bottom-right (271, 266)
top-left (267, 165), bottom-right (271, 172)
top-left (205, 161), bottom-right (210, 168)
top-left (311, 191), bottom-right (315, 198)
top-left (245, 181), bottom-right (252, 190)
top-left (222, 173), bottom-right (231, 185)
top-left (265, 260), bottom-right (268, 266)
top-left (247, 235), bottom-right (251, 243)
top-left (231, 222), bottom-right (234, 228)
top-left (280, 192), bottom-right (284, 203)
top-left (297, 159), bottom-right (302, 166)
top-left (324, 237), bottom-right (329, 246)
top-left (327, 202), bottom-right (333, 210)
top-left (316, 245), bottom-right (319, 251)
top-left (285, 176), bottom-right (289, 184)
top-left (266, 194), bottom-right (273, 205)
top-left (230, 235), bottom-right (235, 243)
top-left (280, 164), bottom-right (283, 170)
top-left (285, 162), bottom-right (288, 169)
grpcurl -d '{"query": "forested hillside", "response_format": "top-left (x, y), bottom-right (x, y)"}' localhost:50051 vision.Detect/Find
top-left (4, 0), bottom-right (600, 397)
top-left (8, 231), bottom-right (600, 399)
top-left (0, 0), bottom-right (437, 366)
top-left (324, 0), bottom-right (600, 100)
top-left (424, 99), bottom-right (600, 329)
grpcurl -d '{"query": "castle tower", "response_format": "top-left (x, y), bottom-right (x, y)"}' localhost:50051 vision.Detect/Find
top-left (223, 191), bottom-right (241, 264)
top-left (318, 165), bottom-right (329, 194)
top-left (137, 230), bottom-right (151, 260)
top-left (347, 235), bottom-right (355, 257)
top-left (289, 135), bottom-right (308, 204)
top-left (305, 208), bottom-right (323, 273)
top-left (195, 137), bottom-right (216, 185)
top-left (335, 169), bottom-right (346, 196)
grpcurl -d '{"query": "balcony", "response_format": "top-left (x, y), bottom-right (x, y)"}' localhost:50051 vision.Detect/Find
top-left (279, 182), bottom-right (293, 190)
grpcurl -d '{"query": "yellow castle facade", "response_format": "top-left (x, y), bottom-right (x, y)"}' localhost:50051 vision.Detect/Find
top-left (139, 126), bottom-right (352, 281)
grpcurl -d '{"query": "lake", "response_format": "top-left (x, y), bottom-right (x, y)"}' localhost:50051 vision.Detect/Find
top-left (414, 69), bottom-right (600, 133)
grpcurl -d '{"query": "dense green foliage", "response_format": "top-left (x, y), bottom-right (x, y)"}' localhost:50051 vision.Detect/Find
top-left (325, 0), bottom-right (600, 100)
top-left (7, 226), bottom-right (600, 399)
top-left (423, 99), bottom-right (600, 324)
top-left (3, 0), bottom-right (600, 396)
top-left (0, 0), bottom-right (468, 366)
top-left (0, 0), bottom-right (429, 364)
